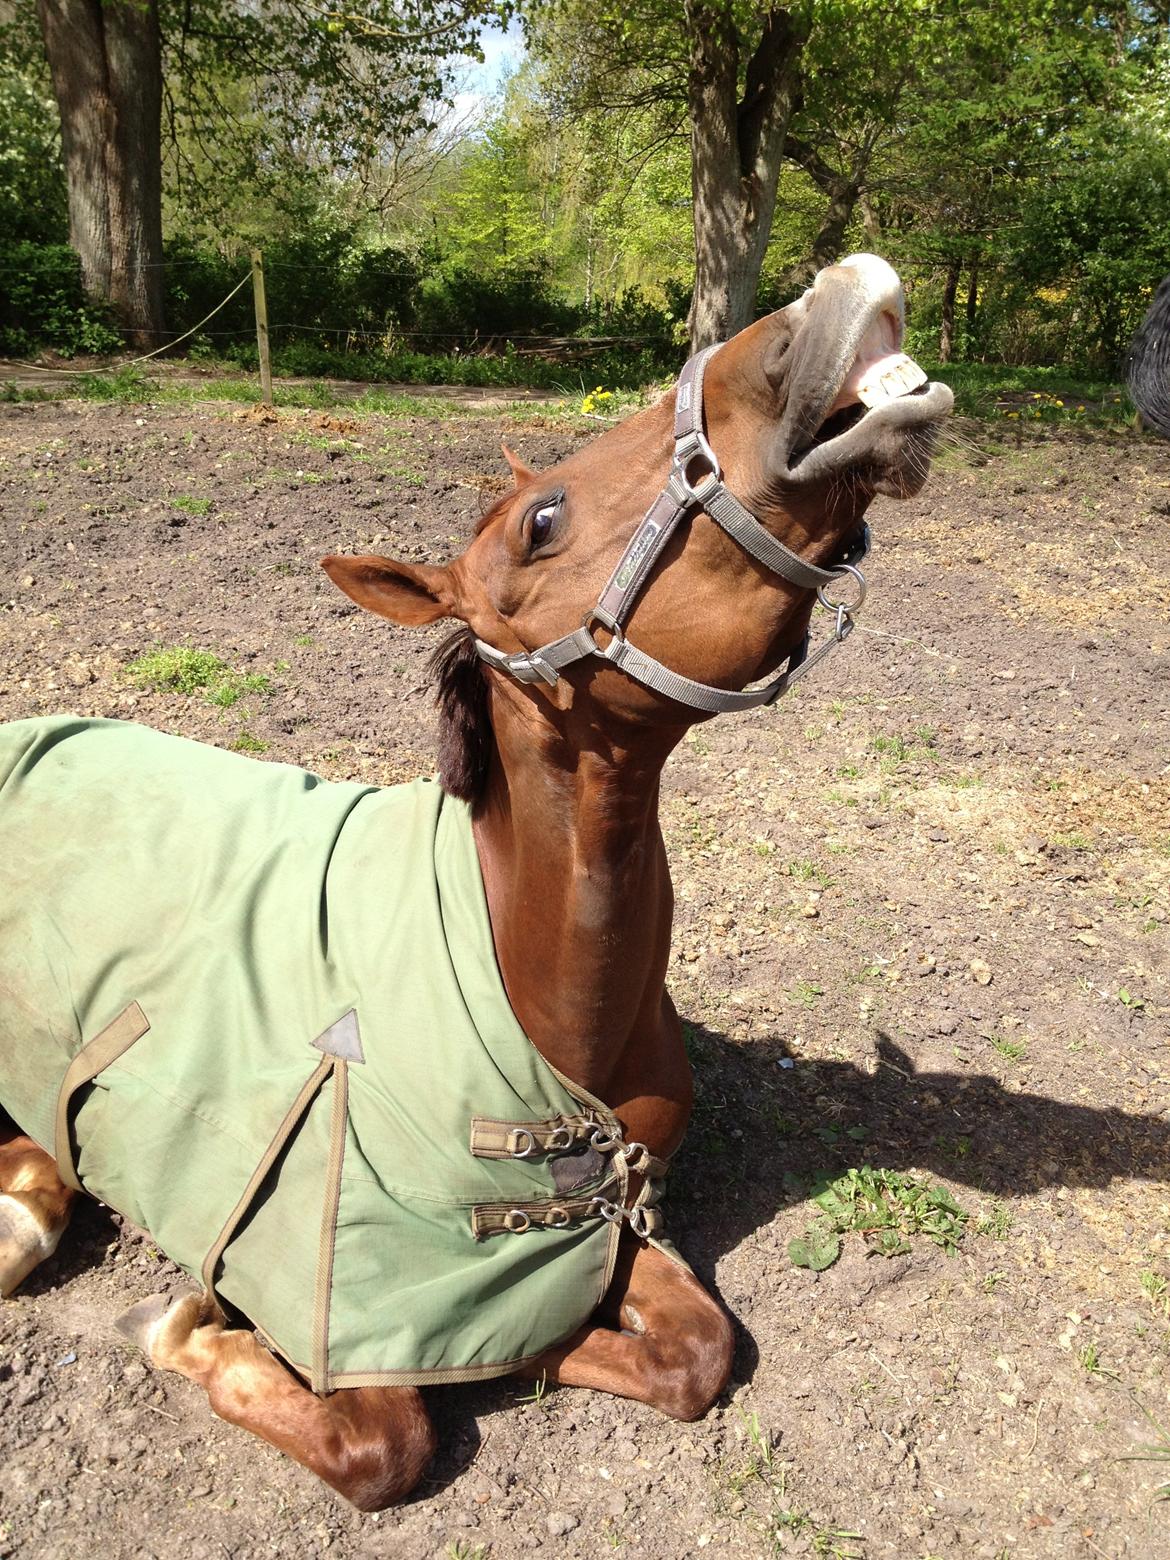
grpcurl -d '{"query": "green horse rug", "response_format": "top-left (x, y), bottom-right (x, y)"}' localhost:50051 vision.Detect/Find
top-left (0, 716), bottom-right (669, 1392)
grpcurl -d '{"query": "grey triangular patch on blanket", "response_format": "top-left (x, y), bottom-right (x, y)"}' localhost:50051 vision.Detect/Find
top-left (312, 1008), bottom-right (365, 1064)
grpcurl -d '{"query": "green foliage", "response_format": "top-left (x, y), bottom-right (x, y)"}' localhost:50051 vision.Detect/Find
top-left (789, 1167), bottom-right (968, 1270)
top-left (125, 647), bottom-right (270, 707)
top-left (0, 243), bottom-right (122, 358)
top-left (74, 367), bottom-right (155, 403)
top-left (0, 67), bottom-right (67, 243)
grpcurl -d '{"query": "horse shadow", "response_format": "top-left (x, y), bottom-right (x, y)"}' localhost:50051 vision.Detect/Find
top-left (423, 1019), bottom-right (1169, 1492)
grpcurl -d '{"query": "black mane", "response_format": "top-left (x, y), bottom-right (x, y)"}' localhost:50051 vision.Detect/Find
top-left (428, 627), bottom-right (493, 806)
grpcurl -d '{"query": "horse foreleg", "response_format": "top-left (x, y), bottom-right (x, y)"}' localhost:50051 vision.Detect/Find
top-left (117, 1292), bottom-right (435, 1509)
top-left (0, 1128), bottom-right (76, 1296)
top-left (521, 1237), bottom-right (734, 1420)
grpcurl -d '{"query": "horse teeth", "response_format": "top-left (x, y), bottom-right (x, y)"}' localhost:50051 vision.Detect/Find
top-left (857, 355), bottom-right (928, 408)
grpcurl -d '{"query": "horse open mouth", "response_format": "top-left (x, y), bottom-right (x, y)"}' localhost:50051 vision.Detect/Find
top-left (778, 255), bottom-right (953, 483)
top-left (793, 381), bottom-right (934, 467)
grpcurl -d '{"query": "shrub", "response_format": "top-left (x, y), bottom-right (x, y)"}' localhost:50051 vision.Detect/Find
top-left (0, 242), bottom-right (122, 357)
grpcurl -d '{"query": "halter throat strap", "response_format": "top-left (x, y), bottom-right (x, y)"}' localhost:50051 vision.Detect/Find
top-left (473, 343), bottom-right (870, 713)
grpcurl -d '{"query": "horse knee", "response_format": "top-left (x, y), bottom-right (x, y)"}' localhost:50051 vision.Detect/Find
top-left (327, 1390), bottom-right (437, 1511)
top-left (652, 1303), bottom-right (735, 1421)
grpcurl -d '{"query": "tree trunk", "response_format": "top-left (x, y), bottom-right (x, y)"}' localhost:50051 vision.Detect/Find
top-left (37, 0), bottom-right (166, 348)
top-left (939, 259), bottom-right (960, 364)
top-left (781, 176), bottom-right (861, 291)
top-left (686, 5), bottom-right (807, 350)
top-left (779, 135), bottom-right (873, 292)
top-left (964, 260), bottom-right (979, 359)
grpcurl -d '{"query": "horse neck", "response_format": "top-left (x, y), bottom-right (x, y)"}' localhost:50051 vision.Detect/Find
top-left (472, 686), bottom-right (687, 1125)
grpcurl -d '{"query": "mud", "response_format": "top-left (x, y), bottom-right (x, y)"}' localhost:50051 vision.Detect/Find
top-left (1, 395), bottom-right (1168, 1559)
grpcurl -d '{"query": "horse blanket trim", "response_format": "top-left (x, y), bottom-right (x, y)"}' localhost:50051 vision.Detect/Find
top-left (1, 716), bottom-right (681, 1395)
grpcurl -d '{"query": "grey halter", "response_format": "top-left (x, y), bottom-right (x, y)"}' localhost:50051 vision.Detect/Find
top-left (473, 343), bottom-right (871, 715)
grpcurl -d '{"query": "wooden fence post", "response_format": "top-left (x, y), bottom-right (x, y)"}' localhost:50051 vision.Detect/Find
top-left (251, 249), bottom-right (272, 405)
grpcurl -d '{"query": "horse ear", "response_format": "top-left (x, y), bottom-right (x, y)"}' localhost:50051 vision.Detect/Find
top-left (320, 554), bottom-right (457, 626)
top-left (501, 442), bottom-right (536, 487)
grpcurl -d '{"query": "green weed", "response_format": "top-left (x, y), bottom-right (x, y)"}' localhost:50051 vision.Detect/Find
top-left (789, 1167), bottom-right (968, 1271)
top-left (989, 1035), bottom-right (1027, 1063)
top-left (172, 494), bottom-right (212, 516)
top-left (783, 859), bottom-right (835, 887)
top-left (1141, 1269), bottom-right (1169, 1318)
top-left (230, 732), bottom-right (269, 754)
top-left (125, 646), bottom-right (271, 709)
top-left (975, 1199), bottom-right (1014, 1239)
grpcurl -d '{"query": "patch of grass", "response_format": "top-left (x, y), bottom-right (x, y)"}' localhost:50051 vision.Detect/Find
top-left (989, 1034), bottom-right (1027, 1063)
top-left (125, 646), bottom-right (271, 709)
top-left (172, 494), bottom-right (212, 516)
top-left (1051, 830), bottom-right (1092, 851)
top-left (230, 732), bottom-right (269, 754)
top-left (789, 979), bottom-right (825, 1009)
top-left (75, 365), bottom-right (155, 403)
top-left (1141, 1269), bottom-right (1169, 1318)
top-left (975, 1199), bottom-right (1014, 1239)
top-left (783, 859), bottom-right (835, 887)
top-left (788, 1167), bottom-right (968, 1271)
top-left (1078, 1341), bottom-right (1120, 1380)
top-left (870, 729), bottom-right (939, 772)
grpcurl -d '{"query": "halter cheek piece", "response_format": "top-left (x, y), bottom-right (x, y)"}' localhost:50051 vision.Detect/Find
top-left (473, 343), bottom-right (871, 715)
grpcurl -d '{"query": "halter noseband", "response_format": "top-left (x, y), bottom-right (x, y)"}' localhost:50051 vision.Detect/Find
top-left (473, 343), bottom-right (871, 715)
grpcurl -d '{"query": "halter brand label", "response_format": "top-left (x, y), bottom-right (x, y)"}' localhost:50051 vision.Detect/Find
top-left (677, 383), bottom-right (692, 412)
top-left (614, 520), bottom-right (661, 591)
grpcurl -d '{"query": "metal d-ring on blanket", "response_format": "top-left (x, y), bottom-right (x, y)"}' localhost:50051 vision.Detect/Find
top-left (472, 341), bottom-right (873, 714)
top-left (483, 1115), bottom-right (670, 1241)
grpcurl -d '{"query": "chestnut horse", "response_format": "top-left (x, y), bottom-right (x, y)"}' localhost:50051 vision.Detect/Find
top-left (0, 254), bottom-right (951, 1509)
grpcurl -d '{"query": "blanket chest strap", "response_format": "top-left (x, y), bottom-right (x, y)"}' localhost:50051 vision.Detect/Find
top-left (53, 1001), bottom-right (151, 1193)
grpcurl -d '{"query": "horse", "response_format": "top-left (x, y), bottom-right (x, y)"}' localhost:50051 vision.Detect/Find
top-left (0, 253), bottom-right (953, 1511)
top-left (1126, 273), bottom-right (1170, 436)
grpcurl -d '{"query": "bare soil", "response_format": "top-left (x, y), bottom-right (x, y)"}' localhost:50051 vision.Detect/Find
top-left (1, 395), bottom-right (1168, 1560)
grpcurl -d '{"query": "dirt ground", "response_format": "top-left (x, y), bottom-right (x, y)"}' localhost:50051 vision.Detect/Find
top-left (1, 392), bottom-right (1168, 1560)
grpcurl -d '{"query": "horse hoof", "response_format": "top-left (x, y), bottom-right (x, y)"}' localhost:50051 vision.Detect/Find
top-left (0, 1193), bottom-right (59, 1297)
top-left (114, 1293), bottom-right (175, 1353)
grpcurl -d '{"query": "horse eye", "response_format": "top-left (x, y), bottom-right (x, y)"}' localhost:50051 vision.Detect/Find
top-left (527, 493), bottom-right (563, 550)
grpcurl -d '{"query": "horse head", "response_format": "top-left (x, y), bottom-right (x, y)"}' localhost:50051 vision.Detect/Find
top-left (323, 254), bottom-right (952, 788)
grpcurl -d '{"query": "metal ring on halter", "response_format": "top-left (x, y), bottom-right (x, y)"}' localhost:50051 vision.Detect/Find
top-left (508, 1128), bottom-right (537, 1159)
top-left (671, 428), bottom-right (722, 501)
top-left (545, 1206), bottom-right (571, 1228)
top-left (816, 563), bottom-right (867, 615)
top-left (620, 1141), bottom-right (650, 1165)
top-left (546, 1125), bottom-right (575, 1152)
top-left (581, 609), bottom-right (625, 658)
top-left (504, 1209), bottom-right (531, 1232)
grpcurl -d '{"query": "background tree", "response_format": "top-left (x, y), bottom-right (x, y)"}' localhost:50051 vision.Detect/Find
top-left (17, 0), bottom-right (508, 345)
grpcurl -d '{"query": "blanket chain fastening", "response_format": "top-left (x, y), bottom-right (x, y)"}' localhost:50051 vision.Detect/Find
top-left (469, 1114), bottom-right (669, 1240)
top-left (473, 342), bottom-right (872, 714)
